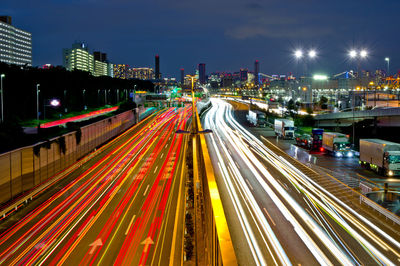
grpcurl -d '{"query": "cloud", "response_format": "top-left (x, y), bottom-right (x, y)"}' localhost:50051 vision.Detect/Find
top-left (225, 25), bottom-right (332, 39)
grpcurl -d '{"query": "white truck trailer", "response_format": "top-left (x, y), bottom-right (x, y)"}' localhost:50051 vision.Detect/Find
top-left (322, 132), bottom-right (353, 157)
top-left (247, 110), bottom-right (266, 127)
top-left (359, 139), bottom-right (400, 176)
top-left (274, 119), bottom-right (294, 139)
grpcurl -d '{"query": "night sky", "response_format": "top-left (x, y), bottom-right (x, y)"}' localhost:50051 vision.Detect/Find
top-left (2, 0), bottom-right (400, 78)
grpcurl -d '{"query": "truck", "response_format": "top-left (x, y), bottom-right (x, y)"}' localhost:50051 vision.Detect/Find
top-left (359, 139), bottom-right (400, 176)
top-left (274, 119), bottom-right (295, 139)
top-left (295, 128), bottom-right (324, 151)
top-left (322, 132), bottom-right (353, 157)
top-left (247, 110), bottom-right (266, 127)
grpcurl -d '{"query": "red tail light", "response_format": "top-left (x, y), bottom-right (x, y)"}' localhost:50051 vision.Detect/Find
top-left (320, 147), bottom-right (324, 152)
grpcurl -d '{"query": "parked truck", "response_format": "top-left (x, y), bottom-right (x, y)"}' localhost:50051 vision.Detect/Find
top-left (296, 128), bottom-right (324, 151)
top-left (247, 110), bottom-right (266, 127)
top-left (359, 139), bottom-right (400, 176)
top-left (322, 132), bottom-right (353, 157)
top-left (274, 119), bottom-right (295, 139)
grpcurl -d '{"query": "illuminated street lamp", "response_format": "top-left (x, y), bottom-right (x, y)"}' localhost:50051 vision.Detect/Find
top-left (308, 50), bottom-right (317, 58)
top-left (349, 50), bottom-right (357, 58)
top-left (360, 50), bottom-right (368, 58)
top-left (36, 84), bottom-right (40, 123)
top-left (294, 50), bottom-right (303, 59)
top-left (385, 57), bottom-right (390, 75)
top-left (0, 74), bottom-right (4, 123)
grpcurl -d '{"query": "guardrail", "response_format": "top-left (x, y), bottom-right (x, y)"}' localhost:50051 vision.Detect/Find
top-left (195, 108), bottom-right (237, 265)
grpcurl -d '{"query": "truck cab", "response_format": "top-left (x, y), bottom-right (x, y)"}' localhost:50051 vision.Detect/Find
top-left (383, 151), bottom-right (400, 176)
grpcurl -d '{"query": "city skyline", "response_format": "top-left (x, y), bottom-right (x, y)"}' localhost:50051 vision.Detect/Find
top-left (2, 0), bottom-right (400, 78)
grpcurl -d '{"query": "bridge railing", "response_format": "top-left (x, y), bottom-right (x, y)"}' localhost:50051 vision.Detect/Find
top-left (194, 109), bottom-right (237, 265)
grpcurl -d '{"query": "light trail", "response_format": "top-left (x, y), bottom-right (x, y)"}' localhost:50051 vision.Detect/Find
top-left (0, 105), bottom-right (192, 265)
top-left (203, 98), bottom-right (400, 265)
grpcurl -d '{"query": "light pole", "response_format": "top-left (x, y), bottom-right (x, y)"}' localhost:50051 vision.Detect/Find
top-left (385, 57), bottom-right (390, 76)
top-left (0, 74), bottom-right (5, 123)
top-left (83, 89), bottom-right (87, 110)
top-left (294, 49), bottom-right (317, 77)
top-left (36, 84), bottom-right (40, 123)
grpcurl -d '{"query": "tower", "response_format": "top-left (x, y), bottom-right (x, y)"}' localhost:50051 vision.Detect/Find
top-left (155, 55), bottom-right (160, 80)
top-left (254, 60), bottom-right (260, 85)
top-left (198, 63), bottom-right (206, 84)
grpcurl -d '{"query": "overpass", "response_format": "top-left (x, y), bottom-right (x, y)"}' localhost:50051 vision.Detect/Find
top-left (315, 107), bottom-right (400, 127)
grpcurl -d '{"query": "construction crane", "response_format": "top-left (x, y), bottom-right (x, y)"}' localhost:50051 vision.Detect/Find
top-left (382, 72), bottom-right (400, 89)
top-left (333, 71), bottom-right (356, 79)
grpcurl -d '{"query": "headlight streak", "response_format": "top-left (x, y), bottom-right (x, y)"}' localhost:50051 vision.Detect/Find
top-left (219, 99), bottom-right (400, 264)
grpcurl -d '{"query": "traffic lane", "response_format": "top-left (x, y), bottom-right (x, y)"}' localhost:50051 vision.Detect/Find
top-left (0, 108), bottom-right (181, 264)
top-left (214, 124), bottom-right (320, 266)
top-left (256, 140), bottom-right (400, 264)
top-left (250, 149), bottom-right (384, 265)
top-left (0, 110), bottom-right (163, 233)
top-left (205, 133), bottom-right (263, 266)
top-left (222, 101), bottom-right (396, 264)
top-left (60, 122), bottom-right (176, 265)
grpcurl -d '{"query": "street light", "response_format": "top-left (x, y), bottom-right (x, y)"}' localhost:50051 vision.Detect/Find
top-left (36, 84), bottom-right (40, 123)
top-left (294, 50), bottom-right (303, 59)
top-left (308, 50), bottom-right (317, 58)
top-left (360, 50), bottom-right (368, 58)
top-left (349, 50), bottom-right (357, 58)
top-left (0, 74), bottom-right (5, 123)
top-left (385, 57), bottom-right (390, 75)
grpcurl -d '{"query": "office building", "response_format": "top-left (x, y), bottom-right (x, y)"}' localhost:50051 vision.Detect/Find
top-left (113, 64), bottom-right (130, 79)
top-left (63, 42), bottom-right (94, 74)
top-left (93, 51), bottom-right (113, 77)
top-left (155, 55), bottom-right (160, 80)
top-left (131, 67), bottom-right (154, 80)
top-left (240, 68), bottom-right (248, 81)
top-left (0, 16), bottom-right (32, 66)
top-left (180, 68), bottom-right (185, 85)
top-left (198, 63), bottom-right (206, 84)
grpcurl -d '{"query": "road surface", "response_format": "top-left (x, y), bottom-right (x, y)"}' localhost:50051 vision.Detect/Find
top-left (0, 106), bottom-right (191, 265)
top-left (203, 98), bottom-right (400, 265)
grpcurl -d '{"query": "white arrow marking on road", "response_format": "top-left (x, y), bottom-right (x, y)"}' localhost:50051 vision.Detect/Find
top-left (89, 238), bottom-right (103, 254)
top-left (141, 237), bottom-right (154, 253)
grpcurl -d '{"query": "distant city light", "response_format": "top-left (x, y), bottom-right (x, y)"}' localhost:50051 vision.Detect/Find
top-left (308, 50), bottom-right (317, 58)
top-left (294, 50), bottom-right (303, 59)
top-left (313, 74), bottom-right (328, 80)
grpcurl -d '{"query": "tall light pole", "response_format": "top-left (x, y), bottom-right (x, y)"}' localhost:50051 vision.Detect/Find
top-left (385, 57), bottom-right (390, 76)
top-left (0, 74), bottom-right (5, 123)
top-left (36, 84), bottom-right (40, 123)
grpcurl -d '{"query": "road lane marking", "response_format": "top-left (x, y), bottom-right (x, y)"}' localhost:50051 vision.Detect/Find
top-left (263, 208), bottom-right (276, 226)
top-left (78, 216), bottom-right (94, 236)
top-left (143, 185), bottom-right (150, 196)
top-left (125, 215), bottom-right (136, 235)
top-left (245, 179), bottom-right (254, 191)
top-left (154, 166), bottom-right (158, 174)
top-left (235, 161), bottom-right (241, 170)
top-left (160, 153), bottom-right (164, 159)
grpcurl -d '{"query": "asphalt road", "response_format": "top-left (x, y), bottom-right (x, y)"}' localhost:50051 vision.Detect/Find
top-left (0, 106), bottom-right (191, 265)
top-left (228, 99), bottom-right (400, 214)
top-left (203, 98), bottom-right (400, 265)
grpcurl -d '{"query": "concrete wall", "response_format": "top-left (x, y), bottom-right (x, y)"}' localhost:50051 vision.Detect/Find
top-left (0, 109), bottom-right (137, 205)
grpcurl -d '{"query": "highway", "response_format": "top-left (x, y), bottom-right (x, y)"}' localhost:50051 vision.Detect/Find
top-left (0, 106), bottom-right (191, 265)
top-left (203, 98), bottom-right (400, 265)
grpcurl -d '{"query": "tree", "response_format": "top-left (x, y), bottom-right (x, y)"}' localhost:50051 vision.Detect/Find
top-left (319, 96), bottom-right (328, 109)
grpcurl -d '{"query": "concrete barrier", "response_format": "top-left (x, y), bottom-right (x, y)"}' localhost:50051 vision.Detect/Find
top-left (0, 109), bottom-right (140, 207)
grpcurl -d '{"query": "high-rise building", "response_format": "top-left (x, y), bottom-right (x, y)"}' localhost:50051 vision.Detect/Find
top-left (131, 67), bottom-right (154, 80)
top-left (180, 68), bottom-right (185, 85)
top-left (198, 63), bottom-right (206, 84)
top-left (0, 16), bottom-right (32, 66)
top-left (113, 64), bottom-right (130, 79)
top-left (155, 55), bottom-right (160, 80)
top-left (93, 51), bottom-right (112, 77)
top-left (254, 60), bottom-right (260, 85)
top-left (63, 42), bottom-right (94, 74)
top-left (240, 68), bottom-right (248, 81)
